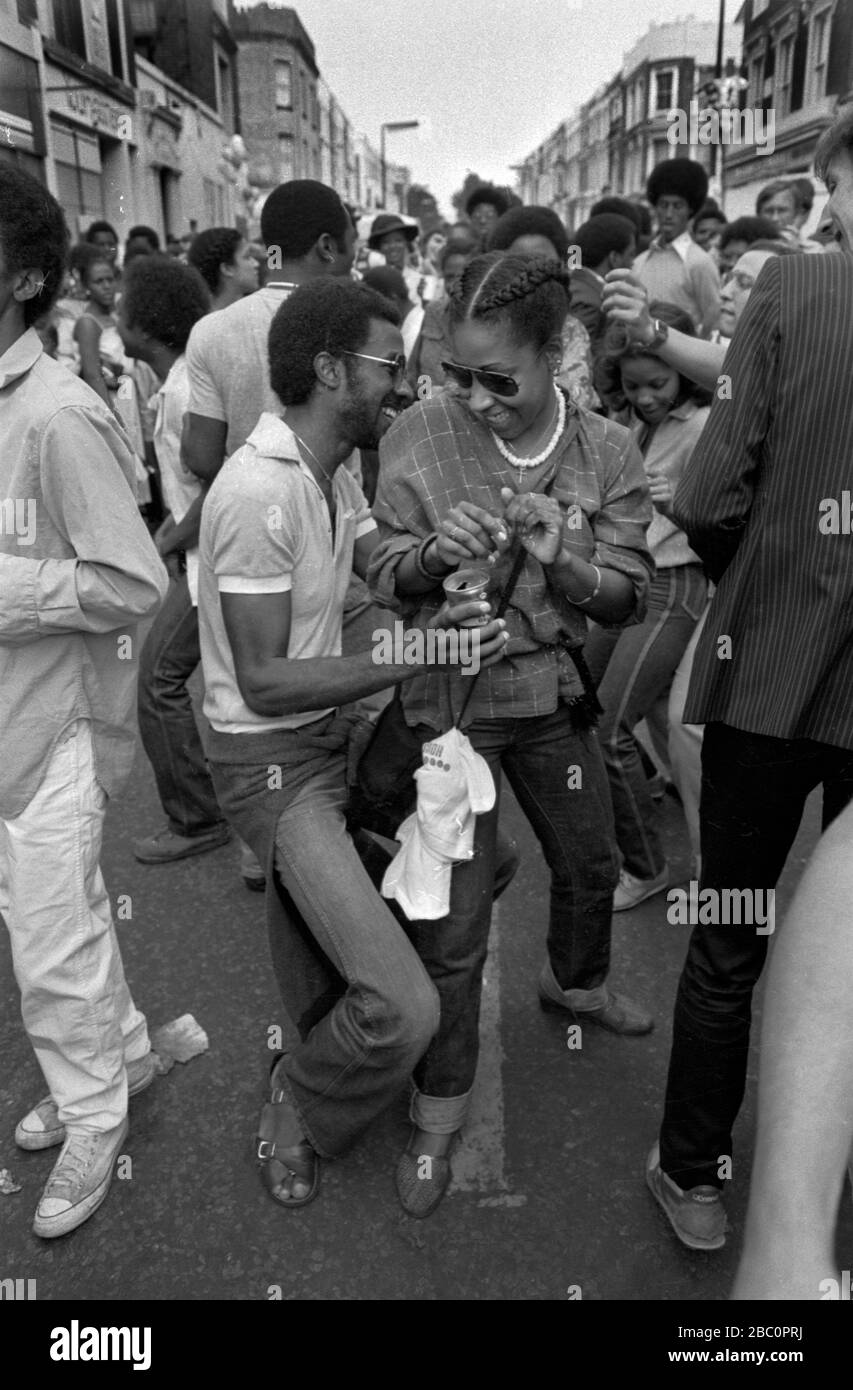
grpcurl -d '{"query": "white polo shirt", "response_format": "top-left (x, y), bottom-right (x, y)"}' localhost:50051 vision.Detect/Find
top-left (197, 412), bottom-right (376, 734)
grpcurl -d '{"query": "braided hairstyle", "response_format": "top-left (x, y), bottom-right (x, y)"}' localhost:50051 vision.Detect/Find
top-left (447, 251), bottom-right (570, 351)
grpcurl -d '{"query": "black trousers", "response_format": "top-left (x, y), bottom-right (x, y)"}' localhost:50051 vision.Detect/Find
top-left (660, 720), bottom-right (853, 1190)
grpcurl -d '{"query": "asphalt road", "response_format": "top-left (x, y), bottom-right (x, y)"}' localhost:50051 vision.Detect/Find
top-left (1, 695), bottom-right (847, 1302)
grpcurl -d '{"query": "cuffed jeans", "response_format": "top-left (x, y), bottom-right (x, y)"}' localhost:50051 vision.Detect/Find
top-left (660, 721), bottom-right (853, 1190)
top-left (138, 573), bottom-right (227, 839)
top-left (208, 715), bottom-right (440, 1159)
top-left (406, 704), bottom-right (619, 1115)
top-left (585, 565), bottom-right (707, 879)
top-left (0, 719), bottom-right (150, 1133)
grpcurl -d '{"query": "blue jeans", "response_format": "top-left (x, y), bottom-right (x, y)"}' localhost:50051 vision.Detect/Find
top-left (137, 574), bottom-right (226, 838)
top-left (584, 565), bottom-right (707, 878)
top-left (407, 704), bottom-right (619, 1103)
top-left (208, 715), bottom-right (440, 1158)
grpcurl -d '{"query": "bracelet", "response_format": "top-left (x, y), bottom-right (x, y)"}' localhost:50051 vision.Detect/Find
top-left (571, 563), bottom-right (602, 607)
top-left (414, 533), bottom-right (452, 581)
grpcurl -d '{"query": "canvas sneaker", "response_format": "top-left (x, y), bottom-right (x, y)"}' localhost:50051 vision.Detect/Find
top-left (133, 824), bottom-right (230, 864)
top-left (645, 1142), bottom-right (727, 1250)
top-left (33, 1118), bottom-right (129, 1239)
top-left (15, 1051), bottom-right (157, 1152)
top-left (613, 865), bottom-right (669, 912)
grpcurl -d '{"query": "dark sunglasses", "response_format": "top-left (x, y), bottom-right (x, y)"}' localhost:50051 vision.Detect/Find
top-left (440, 360), bottom-right (525, 398)
top-left (341, 350), bottom-right (407, 388)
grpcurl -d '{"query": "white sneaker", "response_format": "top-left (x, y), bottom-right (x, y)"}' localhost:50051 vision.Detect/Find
top-left (613, 865), bottom-right (669, 912)
top-left (15, 1051), bottom-right (157, 1151)
top-left (33, 1118), bottom-right (129, 1239)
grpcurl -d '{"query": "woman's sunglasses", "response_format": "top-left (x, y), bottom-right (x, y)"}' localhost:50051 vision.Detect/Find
top-left (441, 360), bottom-right (523, 397)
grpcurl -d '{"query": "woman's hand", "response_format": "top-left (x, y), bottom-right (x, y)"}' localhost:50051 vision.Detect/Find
top-left (433, 502), bottom-right (509, 569)
top-left (647, 472), bottom-right (674, 511)
top-left (500, 488), bottom-right (563, 566)
top-left (601, 269), bottom-right (655, 344)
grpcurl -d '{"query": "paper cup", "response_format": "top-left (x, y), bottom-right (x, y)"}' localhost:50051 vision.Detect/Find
top-left (443, 567), bottom-right (492, 626)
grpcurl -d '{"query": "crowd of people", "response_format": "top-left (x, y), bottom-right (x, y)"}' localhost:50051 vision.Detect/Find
top-left (1, 110), bottom-right (852, 1300)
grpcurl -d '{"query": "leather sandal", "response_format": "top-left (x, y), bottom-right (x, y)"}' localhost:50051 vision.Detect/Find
top-left (256, 1054), bottom-right (320, 1209)
top-left (395, 1128), bottom-right (456, 1220)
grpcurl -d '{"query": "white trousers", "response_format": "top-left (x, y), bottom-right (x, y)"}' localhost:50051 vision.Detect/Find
top-left (0, 719), bottom-right (149, 1133)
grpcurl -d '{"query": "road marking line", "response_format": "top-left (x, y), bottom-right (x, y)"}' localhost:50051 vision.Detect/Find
top-left (449, 905), bottom-right (510, 1195)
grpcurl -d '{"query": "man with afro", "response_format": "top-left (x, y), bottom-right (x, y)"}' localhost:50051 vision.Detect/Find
top-left (632, 158), bottom-right (721, 337)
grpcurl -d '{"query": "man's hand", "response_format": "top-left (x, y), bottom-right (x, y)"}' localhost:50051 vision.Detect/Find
top-left (433, 501), bottom-right (510, 569)
top-left (162, 551), bottom-right (182, 581)
top-left (601, 269), bottom-right (655, 344)
top-left (429, 600), bottom-right (509, 670)
top-left (501, 488), bottom-right (563, 565)
top-left (154, 513), bottom-right (176, 556)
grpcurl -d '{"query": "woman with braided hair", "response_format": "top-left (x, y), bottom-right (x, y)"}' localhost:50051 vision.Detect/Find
top-left (368, 252), bottom-right (656, 1217)
top-left (488, 204), bottom-right (597, 410)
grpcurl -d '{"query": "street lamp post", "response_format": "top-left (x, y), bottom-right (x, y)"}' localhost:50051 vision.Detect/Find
top-left (380, 120), bottom-right (419, 210)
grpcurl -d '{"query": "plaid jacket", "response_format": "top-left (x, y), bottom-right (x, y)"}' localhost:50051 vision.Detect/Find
top-left (368, 389), bottom-right (654, 729)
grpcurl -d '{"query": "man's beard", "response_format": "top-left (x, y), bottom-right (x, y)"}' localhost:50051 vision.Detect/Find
top-left (339, 381), bottom-right (386, 451)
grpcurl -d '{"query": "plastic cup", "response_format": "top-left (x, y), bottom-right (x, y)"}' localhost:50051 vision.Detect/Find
top-left (443, 567), bottom-right (492, 626)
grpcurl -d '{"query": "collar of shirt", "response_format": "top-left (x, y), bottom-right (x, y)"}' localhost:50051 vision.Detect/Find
top-left (152, 352), bottom-right (186, 406)
top-left (244, 410), bottom-right (358, 493)
top-left (0, 326), bottom-right (42, 388)
top-left (648, 231), bottom-right (693, 263)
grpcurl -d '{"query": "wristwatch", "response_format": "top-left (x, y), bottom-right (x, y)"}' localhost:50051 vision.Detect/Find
top-left (643, 318), bottom-right (669, 350)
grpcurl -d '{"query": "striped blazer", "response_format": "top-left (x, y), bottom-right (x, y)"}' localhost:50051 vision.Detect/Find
top-left (673, 252), bottom-right (853, 747)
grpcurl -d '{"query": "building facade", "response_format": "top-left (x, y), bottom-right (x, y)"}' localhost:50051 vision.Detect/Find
top-left (1, 0), bottom-right (408, 247)
top-left (0, 0), bottom-right (243, 244)
top-left (37, 0), bottom-right (138, 239)
top-left (231, 0), bottom-right (321, 196)
top-left (129, 0), bottom-right (243, 240)
top-left (231, 2), bottom-right (397, 221)
top-left (0, 0), bottom-right (48, 183)
top-left (517, 17), bottom-right (742, 226)
top-left (725, 0), bottom-right (853, 224)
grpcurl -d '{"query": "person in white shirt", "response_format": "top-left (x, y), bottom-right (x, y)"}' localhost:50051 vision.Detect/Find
top-left (196, 277), bottom-right (508, 1209)
top-left (175, 181), bottom-right (360, 885)
top-left (116, 255), bottom-right (227, 867)
top-left (633, 158), bottom-right (721, 338)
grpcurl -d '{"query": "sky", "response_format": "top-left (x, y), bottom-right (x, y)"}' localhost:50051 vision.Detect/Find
top-left (235, 0), bottom-right (730, 218)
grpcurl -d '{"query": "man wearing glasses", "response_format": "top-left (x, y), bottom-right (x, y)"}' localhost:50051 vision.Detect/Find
top-left (133, 181), bottom-right (359, 879)
top-left (196, 278), bottom-right (509, 1208)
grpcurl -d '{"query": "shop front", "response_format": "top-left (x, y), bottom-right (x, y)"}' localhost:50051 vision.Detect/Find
top-left (44, 62), bottom-right (135, 238)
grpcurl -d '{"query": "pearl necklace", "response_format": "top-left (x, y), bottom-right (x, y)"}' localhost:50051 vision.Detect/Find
top-left (490, 385), bottom-right (566, 472)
